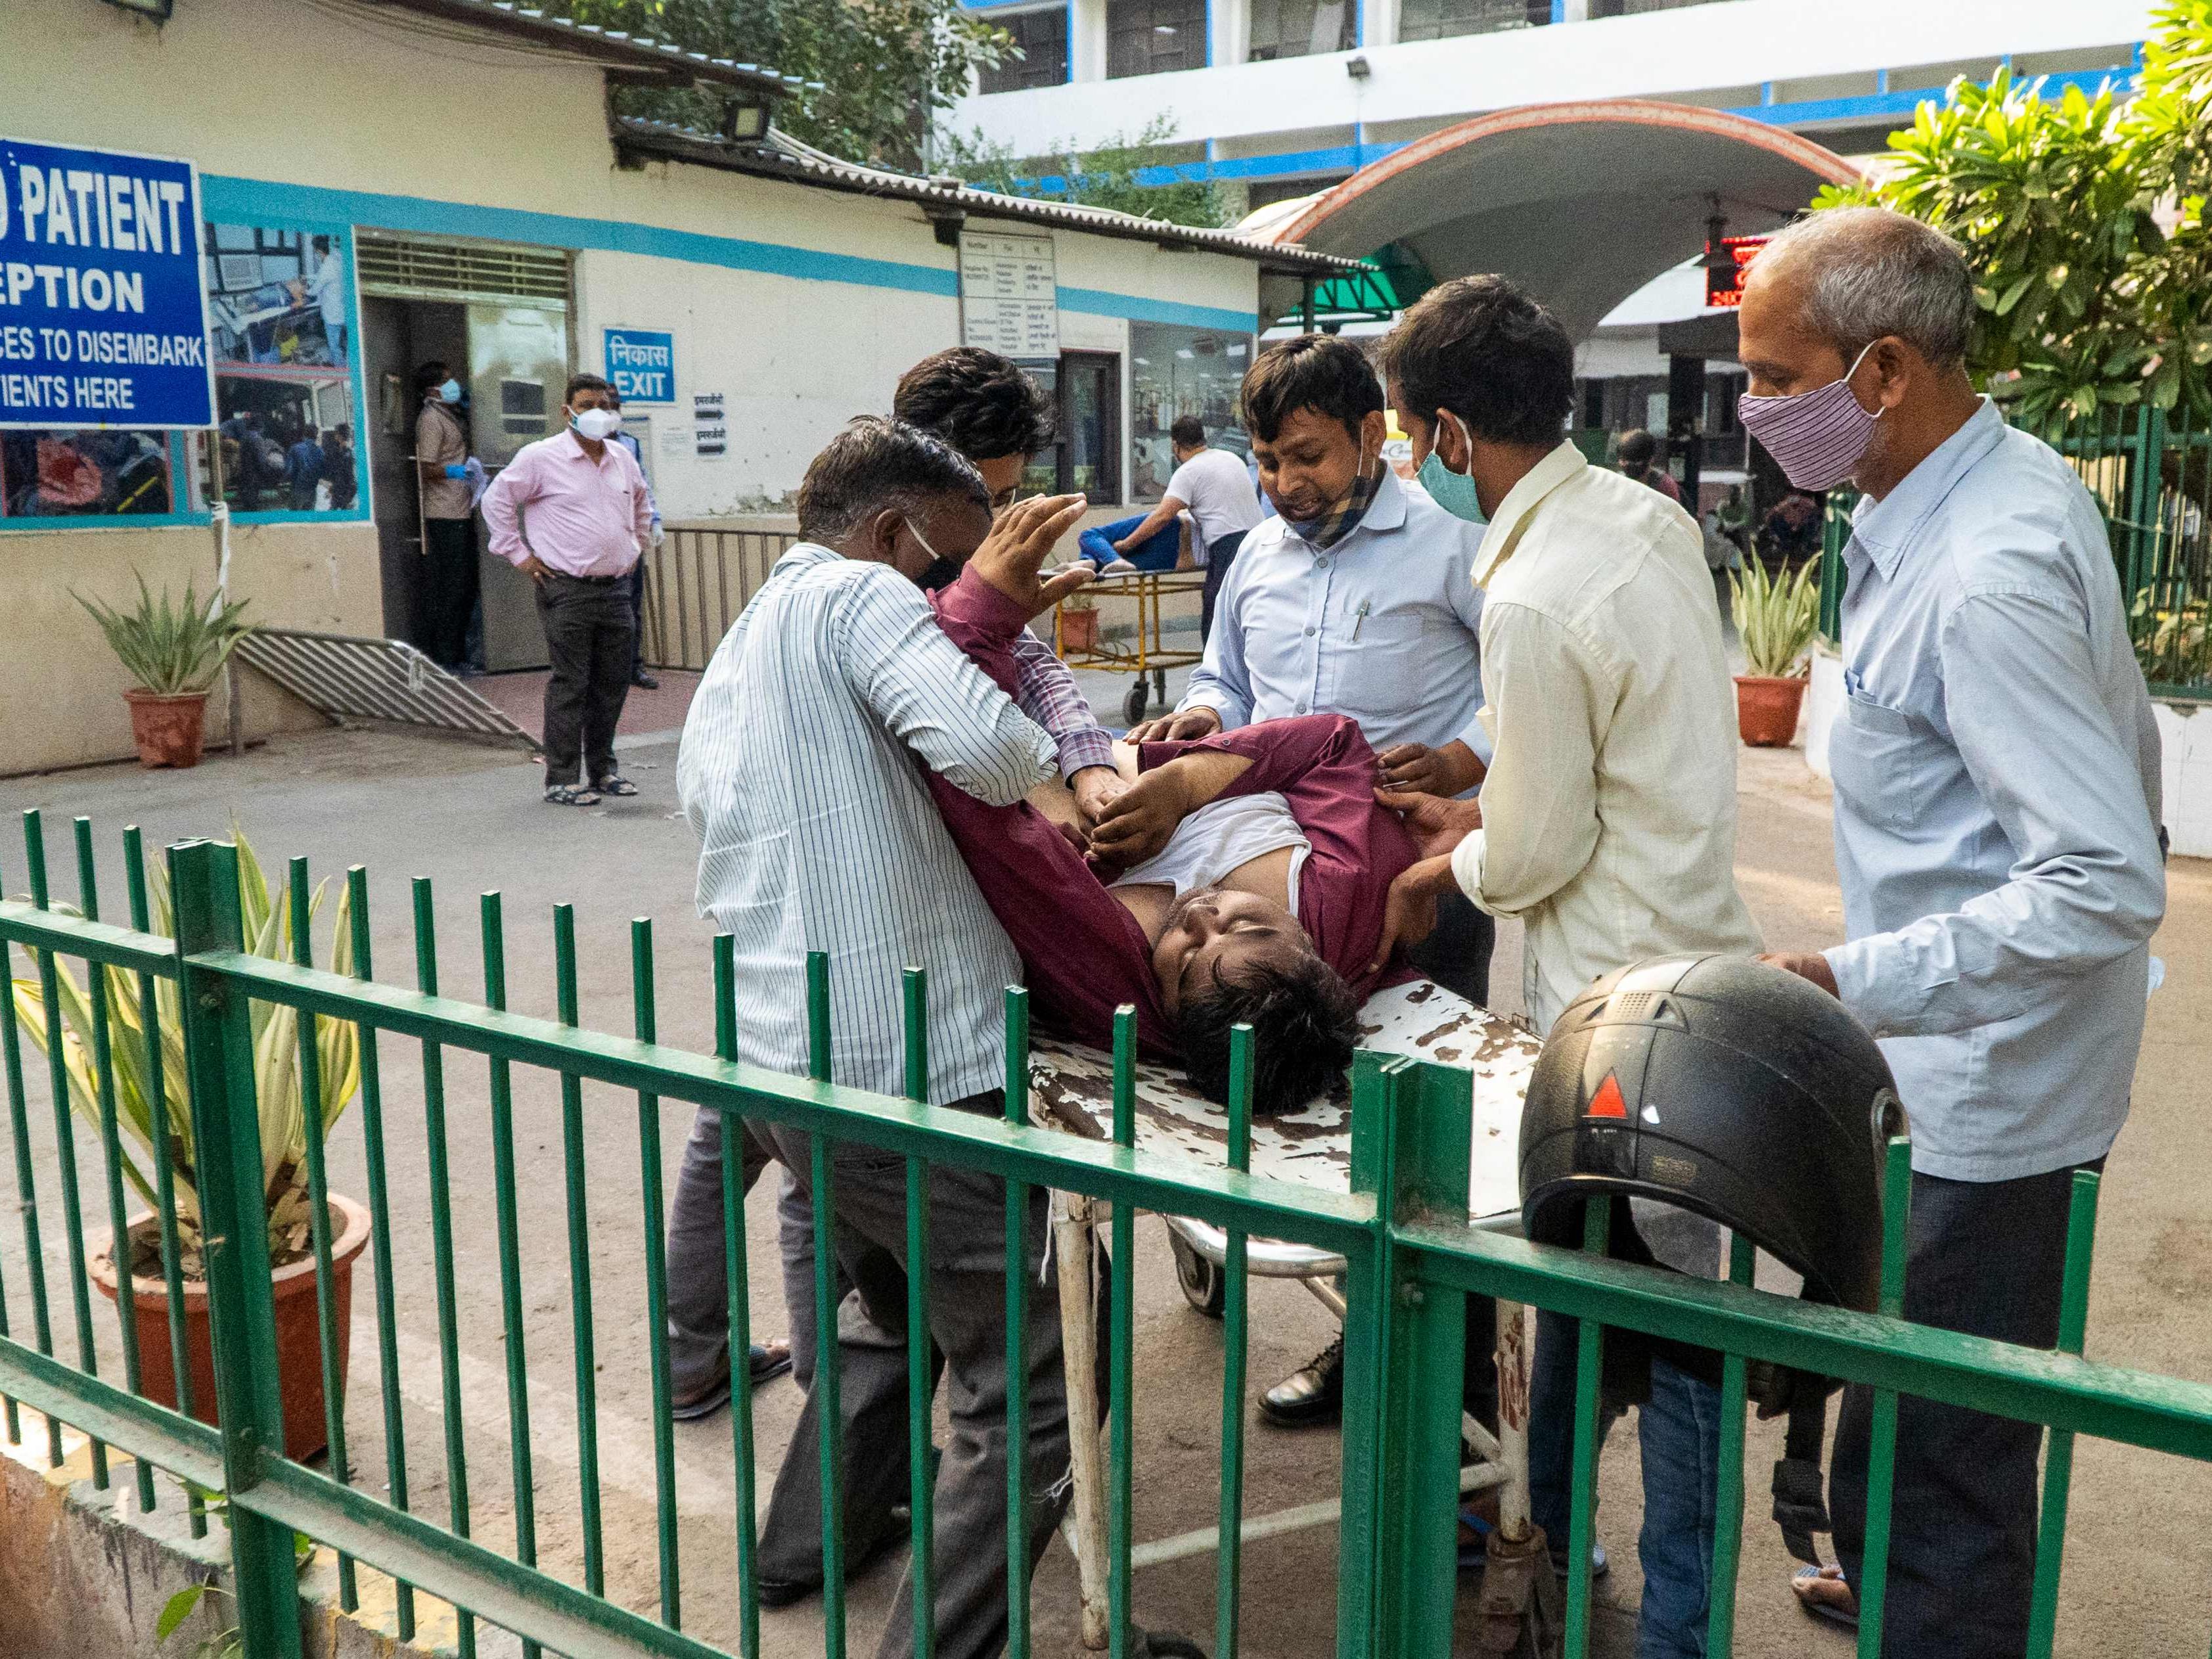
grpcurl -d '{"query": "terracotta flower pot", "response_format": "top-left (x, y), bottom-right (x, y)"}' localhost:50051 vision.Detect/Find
top-left (1734, 674), bottom-right (1809, 748)
top-left (122, 689), bottom-right (210, 769)
top-left (1060, 606), bottom-right (1099, 654)
top-left (91, 1193), bottom-right (371, 1461)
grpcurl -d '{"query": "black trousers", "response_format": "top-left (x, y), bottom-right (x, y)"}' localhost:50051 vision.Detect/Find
top-left (627, 560), bottom-right (649, 678)
top-left (421, 517), bottom-right (478, 670)
top-left (1405, 888), bottom-right (1494, 1007)
top-left (1832, 1158), bottom-right (2102, 1659)
top-left (1199, 531), bottom-right (1247, 644)
top-left (533, 572), bottom-right (635, 786)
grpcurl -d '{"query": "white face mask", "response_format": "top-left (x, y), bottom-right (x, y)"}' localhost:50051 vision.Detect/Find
top-left (570, 407), bottom-right (621, 441)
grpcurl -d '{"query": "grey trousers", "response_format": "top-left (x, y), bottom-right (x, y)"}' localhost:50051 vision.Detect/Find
top-left (754, 1103), bottom-right (1082, 1659)
top-left (1831, 1159), bottom-right (2101, 1659)
top-left (664, 1106), bottom-right (829, 1398)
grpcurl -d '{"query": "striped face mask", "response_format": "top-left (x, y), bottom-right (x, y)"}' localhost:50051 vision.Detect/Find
top-left (1737, 343), bottom-right (1883, 492)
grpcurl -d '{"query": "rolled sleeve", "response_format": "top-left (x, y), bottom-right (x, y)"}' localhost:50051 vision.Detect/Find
top-left (1826, 586), bottom-right (2165, 1037)
top-left (1008, 629), bottom-right (1114, 779)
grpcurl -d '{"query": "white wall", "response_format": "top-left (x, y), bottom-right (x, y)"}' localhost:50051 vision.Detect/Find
top-left (956, 0), bottom-right (2151, 156)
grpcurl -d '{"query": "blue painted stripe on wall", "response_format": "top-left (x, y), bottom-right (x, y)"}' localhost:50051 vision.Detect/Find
top-left (1726, 64), bottom-right (2130, 129)
top-left (1058, 287), bottom-right (1256, 331)
top-left (201, 174), bottom-right (961, 297)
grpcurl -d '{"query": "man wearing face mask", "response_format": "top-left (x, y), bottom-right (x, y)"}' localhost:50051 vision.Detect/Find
top-left (1376, 273), bottom-right (1761, 1655)
top-left (414, 361), bottom-right (480, 673)
top-left (1737, 208), bottom-right (2163, 1654)
top-left (1129, 333), bottom-right (1493, 1431)
top-left (482, 373), bottom-right (655, 805)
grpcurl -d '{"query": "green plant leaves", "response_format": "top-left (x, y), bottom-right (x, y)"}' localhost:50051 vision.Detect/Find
top-left (156, 1583), bottom-right (207, 1643)
top-left (71, 575), bottom-right (253, 698)
top-left (1730, 558), bottom-right (1822, 678)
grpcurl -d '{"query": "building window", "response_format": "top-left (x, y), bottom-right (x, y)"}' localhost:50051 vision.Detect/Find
top-left (1024, 353), bottom-right (1123, 501)
top-left (1108, 0), bottom-right (1206, 78)
top-left (978, 7), bottom-right (1070, 93)
top-left (1248, 0), bottom-right (1353, 60)
top-left (1396, 0), bottom-right (1548, 41)
top-left (1130, 325), bottom-right (1252, 503)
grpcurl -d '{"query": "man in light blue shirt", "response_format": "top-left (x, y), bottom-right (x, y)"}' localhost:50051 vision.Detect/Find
top-left (1741, 208), bottom-right (2164, 1656)
top-left (1128, 334), bottom-right (1492, 1432)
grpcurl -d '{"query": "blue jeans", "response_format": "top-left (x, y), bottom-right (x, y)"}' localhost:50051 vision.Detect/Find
top-left (1078, 513), bottom-right (1181, 571)
top-left (1529, 1312), bottom-right (1719, 1659)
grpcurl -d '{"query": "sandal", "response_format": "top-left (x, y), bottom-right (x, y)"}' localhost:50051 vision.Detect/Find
top-left (593, 774), bottom-right (639, 798)
top-left (545, 784), bottom-right (601, 807)
top-left (1793, 1564), bottom-right (1859, 1630)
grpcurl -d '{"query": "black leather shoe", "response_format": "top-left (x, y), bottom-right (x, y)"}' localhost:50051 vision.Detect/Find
top-left (754, 1514), bottom-right (911, 1608)
top-left (632, 670), bottom-right (660, 689)
top-left (1258, 1333), bottom-right (1343, 1427)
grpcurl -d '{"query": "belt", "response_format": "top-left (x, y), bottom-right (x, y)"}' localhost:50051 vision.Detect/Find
top-left (545, 570), bottom-right (625, 586)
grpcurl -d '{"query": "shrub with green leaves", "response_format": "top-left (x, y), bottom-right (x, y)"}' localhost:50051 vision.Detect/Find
top-left (10, 829), bottom-right (358, 1274)
top-left (74, 575), bottom-right (253, 698)
top-left (1812, 1), bottom-right (2212, 426)
top-left (1732, 558), bottom-right (1822, 679)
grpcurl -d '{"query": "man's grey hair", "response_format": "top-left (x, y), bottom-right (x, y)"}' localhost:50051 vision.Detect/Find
top-left (1761, 206), bottom-right (1976, 370)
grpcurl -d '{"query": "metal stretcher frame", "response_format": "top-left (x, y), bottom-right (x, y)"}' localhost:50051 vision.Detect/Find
top-left (1052, 568), bottom-right (1208, 727)
top-left (1027, 982), bottom-right (1545, 1651)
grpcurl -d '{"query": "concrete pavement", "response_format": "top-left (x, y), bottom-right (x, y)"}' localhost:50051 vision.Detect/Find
top-left (2, 725), bottom-right (2209, 1658)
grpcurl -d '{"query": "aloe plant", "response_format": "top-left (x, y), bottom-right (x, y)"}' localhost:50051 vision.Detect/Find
top-left (74, 575), bottom-right (253, 697)
top-left (10, 831), bottom-right (359, 1276)
top-left (1731, 557), bottom-right (1822, 679)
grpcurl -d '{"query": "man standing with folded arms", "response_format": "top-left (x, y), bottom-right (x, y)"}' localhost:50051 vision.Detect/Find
top-left (482, 371), bottom-right (652, 806)
top-left (1738, 207), bottom-right (2164, 1655)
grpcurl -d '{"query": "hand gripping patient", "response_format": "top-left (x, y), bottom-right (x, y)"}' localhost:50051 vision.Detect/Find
top-left (922, 564), bottom-right (1428, 1113)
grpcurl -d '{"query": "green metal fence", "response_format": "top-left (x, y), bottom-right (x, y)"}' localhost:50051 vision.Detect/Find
top-left (5, 816), bottom-right (2212, 1657)
top-left (1815, 404), bottom-right (2212, 695)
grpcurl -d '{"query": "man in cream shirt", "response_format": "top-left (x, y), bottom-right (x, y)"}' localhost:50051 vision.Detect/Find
top-left (1376, 274), bottom-right (1761, 1658)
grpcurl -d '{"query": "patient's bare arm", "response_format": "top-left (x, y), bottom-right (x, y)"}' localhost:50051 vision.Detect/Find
top-left (1086, 749), bottom-right (1253, 870)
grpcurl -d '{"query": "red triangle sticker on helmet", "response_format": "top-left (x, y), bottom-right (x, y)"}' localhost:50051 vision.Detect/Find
top-left (1587, 1072), bottom-right (1629, 1119)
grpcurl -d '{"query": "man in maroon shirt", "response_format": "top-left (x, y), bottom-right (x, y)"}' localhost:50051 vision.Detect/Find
top-left (925, 560), bottom-right (1428, 1113)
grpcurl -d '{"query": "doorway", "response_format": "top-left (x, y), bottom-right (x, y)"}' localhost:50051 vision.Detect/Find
top-left (357, 237), bottom-right (573, 672)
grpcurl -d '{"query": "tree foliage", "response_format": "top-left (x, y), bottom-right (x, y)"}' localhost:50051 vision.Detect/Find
top-left (1814, 1), bottom-right (2212, 425)
top-left (936, 116), bottom-right (1230, 229)
top-left (571, 0), bottom-right (1008, 173)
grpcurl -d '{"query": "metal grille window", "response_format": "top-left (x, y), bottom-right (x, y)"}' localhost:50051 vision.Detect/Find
top-left (1248, 0), bottom-right (1353, 60)
top-left (1396, 0), bottom-right (1547, 40)
top-left (353, 237), bottom-right (571, 306)
top-left (978, 5), bottom-right (1070, 92)
top-left (1107, 0), bottom-right (1206, 78)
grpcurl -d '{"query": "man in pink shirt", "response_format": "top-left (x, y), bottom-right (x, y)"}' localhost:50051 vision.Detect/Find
top-left (482, 372), bottom-right (655, 805)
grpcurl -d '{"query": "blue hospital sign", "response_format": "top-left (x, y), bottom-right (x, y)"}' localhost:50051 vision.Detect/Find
top-left (604, 327), bottom-right (675, 404)
top-left (0, 139), bottom-right (214, 429)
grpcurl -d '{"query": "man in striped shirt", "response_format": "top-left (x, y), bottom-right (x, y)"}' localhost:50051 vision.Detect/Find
top-left (676, 419), bottom-right (1156, 1658)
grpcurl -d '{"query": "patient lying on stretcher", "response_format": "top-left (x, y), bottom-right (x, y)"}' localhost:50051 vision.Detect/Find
top-left (922, 564), bottom-right (1427, 1113)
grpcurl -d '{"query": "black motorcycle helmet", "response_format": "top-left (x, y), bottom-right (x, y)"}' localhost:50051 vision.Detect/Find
top-left (1520, 953), bottom-right (1904, 1316)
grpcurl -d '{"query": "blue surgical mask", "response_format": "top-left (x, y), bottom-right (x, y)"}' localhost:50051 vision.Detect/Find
top-left (438, 378), bottom-right (462, 403)
top-left (1416, 451), bottom-right (1486, 526)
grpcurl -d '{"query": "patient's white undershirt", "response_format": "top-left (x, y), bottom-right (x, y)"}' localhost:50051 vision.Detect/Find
top-left (1108, 792), bottom-right (1311, 911)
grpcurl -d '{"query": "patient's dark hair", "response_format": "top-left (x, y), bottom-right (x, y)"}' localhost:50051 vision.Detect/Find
top-left (1177, 955), bottom-right (1363, 1116)
top-left (894, 346), bottom-right (1056, 462)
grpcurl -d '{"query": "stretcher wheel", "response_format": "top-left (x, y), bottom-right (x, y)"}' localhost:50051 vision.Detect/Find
top-left (1170, 1230), bottom-right (1226, 1318)
top-left (1124, 680), bottom-right (1151, 725)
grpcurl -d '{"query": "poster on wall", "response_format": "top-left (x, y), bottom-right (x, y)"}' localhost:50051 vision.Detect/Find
top-left (0, 137), bottom-right (212, 519)
top-left (958, 231), bottom-right (1058, 363)
top-left (694, 391), bottom-right (727, 459)
top-left (204, 219), bottom-right (361, 514)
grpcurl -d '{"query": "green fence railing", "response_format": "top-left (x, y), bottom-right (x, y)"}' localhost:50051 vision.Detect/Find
top-left (1815, 403), bottom-right (2212, 695)
top-left (6, 816), bottom-right (2212, 1658)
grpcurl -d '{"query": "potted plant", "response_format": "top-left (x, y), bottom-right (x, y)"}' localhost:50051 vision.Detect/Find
top-left (74, 576), bottom-right (254, 770)
top-left (11, 830), bottom-right (365, 1459)
top-left (1058, 587), bottom-right (1099, 655)
top-left (1730, 557), bottom-right (1822, 746)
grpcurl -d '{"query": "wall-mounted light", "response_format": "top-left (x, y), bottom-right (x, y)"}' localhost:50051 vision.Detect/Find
top-left (721, 97), bottom-right (768, 143)
top-left (100, 0), bottom-right (173, 18)
top-left (1346, 54), bottom-right (1371, 80)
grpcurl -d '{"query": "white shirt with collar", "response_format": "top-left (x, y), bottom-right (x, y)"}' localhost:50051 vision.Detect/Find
top-left (1177, 463), bottom-right (1491, 764)
top-left (1448, 440), bottom-right (1763, 1032)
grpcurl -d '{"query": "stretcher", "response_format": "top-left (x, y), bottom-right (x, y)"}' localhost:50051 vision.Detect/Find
top-left (1052, 567), bottom-right (1208, 727)
top-left (1024, 980), bottom-right (1552, 1652)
